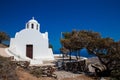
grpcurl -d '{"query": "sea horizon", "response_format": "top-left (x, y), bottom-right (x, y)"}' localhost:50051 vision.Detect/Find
top-left (3, 41), bottom-right (95, 58)
top-left (53, 48), bottom-right (95, 58)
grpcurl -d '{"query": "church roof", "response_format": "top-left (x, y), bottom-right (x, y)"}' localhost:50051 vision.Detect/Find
top-left (28, 17), bottom-right (38, 23)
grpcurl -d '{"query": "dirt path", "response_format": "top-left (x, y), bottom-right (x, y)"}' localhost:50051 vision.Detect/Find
top-left (0, 48), bottom-right (10, 57)
top-left (54, 71), bottom-right (94, 80)
top-left (55, 70), bottom-right (80, 80)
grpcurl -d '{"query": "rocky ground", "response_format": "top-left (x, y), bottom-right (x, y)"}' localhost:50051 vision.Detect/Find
top-left (0, 56), bottom-right (107, 80)
top-left (16, 67), bottom-right (55, 80)
top-left (0, 44), bottom-right (109, 80)
top-left (16, 67), bottom-right (94, 80)
top-left (54, 70), bottom-right (94, 80)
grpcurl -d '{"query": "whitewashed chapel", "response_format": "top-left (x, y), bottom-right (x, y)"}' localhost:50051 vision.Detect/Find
top-left (8, 17), bottom-right (54, 64)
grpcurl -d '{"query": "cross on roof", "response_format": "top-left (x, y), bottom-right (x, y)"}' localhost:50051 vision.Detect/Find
top-left (32, 17), bottom-right (34, 20)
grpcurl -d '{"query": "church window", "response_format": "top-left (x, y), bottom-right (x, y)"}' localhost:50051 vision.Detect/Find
top-left (31, 24), bottom-right (34, 29)
top-left (27, 24), bottom-right (29, 28)
top-left (37, 24), bottom-right (38, 30)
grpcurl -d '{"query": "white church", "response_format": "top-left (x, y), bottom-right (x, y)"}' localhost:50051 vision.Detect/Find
top-left (7, 17), bottom-right (54, 65)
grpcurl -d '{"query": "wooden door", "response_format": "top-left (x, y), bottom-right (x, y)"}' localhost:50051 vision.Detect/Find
top-left (26, 45), bottom-right (33, 59)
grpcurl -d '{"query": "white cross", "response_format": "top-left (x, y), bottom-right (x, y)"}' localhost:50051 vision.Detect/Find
top-left (32, 17), bottom-right (34, 20)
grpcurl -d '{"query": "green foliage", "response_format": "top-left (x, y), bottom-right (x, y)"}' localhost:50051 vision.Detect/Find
top-left (60, 30), bottom-right (120, 77)
top-left (62, 32), bottom-right (72, 39)
top-left (0, 31), bottom-right (10, 43)
top-left (60, 47), bottom-right (69, 54)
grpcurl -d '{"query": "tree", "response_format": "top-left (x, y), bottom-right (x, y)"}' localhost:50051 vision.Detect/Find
top-left (87, 37), bottom-right (120, 78)
top-left (60, 47), bottom-right (69, 63)
top-left (60, 47), bottom-right (69, 57)
top-left (60, 30), bottom-right (100, 60)
top-left (0, 32), bottom-right (10, 43)
top-left (71, 30), bottom-right (94, 59)
top-left (60, 30), bottom-right (120, 78)
top-left (60, 33), bottom-right (73, 61)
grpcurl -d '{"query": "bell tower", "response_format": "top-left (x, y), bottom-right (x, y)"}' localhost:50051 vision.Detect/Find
top-left (26, 17), bottom-right (40, 31)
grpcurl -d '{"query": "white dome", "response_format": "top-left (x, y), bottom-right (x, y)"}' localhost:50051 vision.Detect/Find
top-left (28, 17), bottom-right (38, 23)
top-left (26, 17), bottom-right (40, 31)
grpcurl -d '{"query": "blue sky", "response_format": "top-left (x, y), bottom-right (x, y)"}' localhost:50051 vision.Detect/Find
top-left (0, 0), bottom-right (120, 52)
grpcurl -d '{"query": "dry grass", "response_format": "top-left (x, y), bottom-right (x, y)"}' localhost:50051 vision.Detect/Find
top-left (0, 56), bottom-right (18, 80)
top-left (16, 66), bottom-right (95, 80)
top-left (16, 67), bottom-right (56, 80)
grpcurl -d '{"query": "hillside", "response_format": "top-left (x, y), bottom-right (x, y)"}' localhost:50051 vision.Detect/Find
top-left (0, 43), bottom-right (8, 48)
top-left (0, 45), bottom-right (101, 80)
top-left (0, 54), bottom-right (96, 80)
top-left (0, 46), bottom-right (108, 80)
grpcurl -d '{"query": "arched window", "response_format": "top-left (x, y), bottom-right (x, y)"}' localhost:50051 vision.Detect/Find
top-left (36, 24), bottom-right (38, 30)
top-left (27, 24), bottom-right (29, 29)
top-left (31, 24), bottom-right (34, 29)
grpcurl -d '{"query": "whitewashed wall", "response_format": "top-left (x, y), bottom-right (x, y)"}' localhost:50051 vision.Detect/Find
top-left (9, 29), bottom-right (54, 61)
